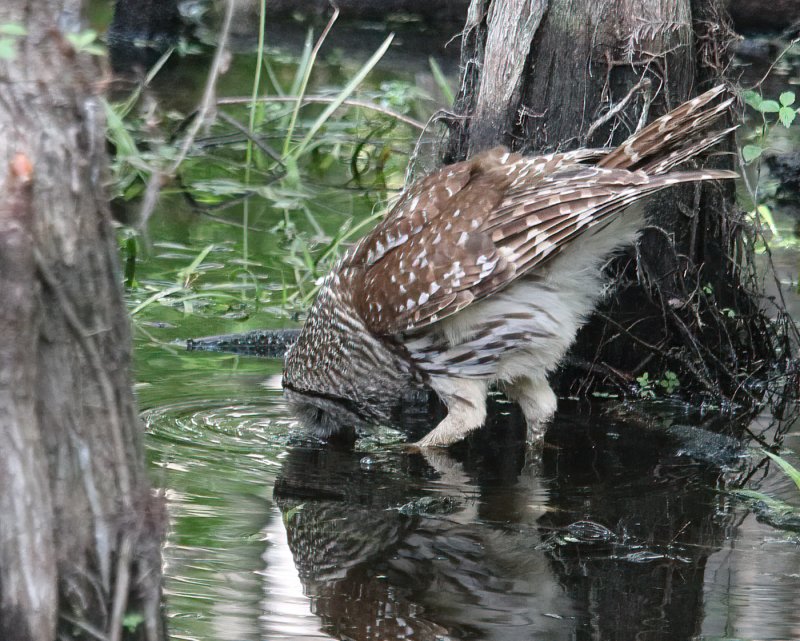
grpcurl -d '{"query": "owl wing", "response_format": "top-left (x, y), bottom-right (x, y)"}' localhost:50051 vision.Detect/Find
top-left (351, 147), bottom-right (736, 337)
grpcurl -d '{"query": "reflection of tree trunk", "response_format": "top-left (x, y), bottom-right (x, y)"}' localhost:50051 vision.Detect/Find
top-left (0, 2), bottom-right (164, 639)
top-left (537, 414), bottom-right (731, 641)
top-left (239, 0), bottom-right (470, 23)
top-left (273, 409), bottom-right (737, 640)
top-left (726, 0), bottom-right (800, 33)
top-left (109, 0), bottom-right (181, 73)
top-left (441, 0), bottom-right (774, 400)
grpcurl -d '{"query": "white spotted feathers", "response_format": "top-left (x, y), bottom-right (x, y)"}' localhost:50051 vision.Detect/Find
top-left (283, 85), bottom-right (737, 446)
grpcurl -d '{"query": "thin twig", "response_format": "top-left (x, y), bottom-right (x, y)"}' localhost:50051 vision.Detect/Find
top-left (108, 534), bottom-right (134, 641)
top-left (584, 76), bottom-right (651, 144)
top-left (137, 0), bottom-right (237, 228)
top-left (170, 0), bottom-right (236, 172)
top-left (750, 35), bottom-right (800, 90)
top-left (60, 614), bottom-right (108, 641)
top-left (217, 111), bottom-right (284, 164)
top-left (595, 312), bottom-right (668, 355)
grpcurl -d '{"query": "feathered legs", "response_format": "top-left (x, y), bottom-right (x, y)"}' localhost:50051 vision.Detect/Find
top-left (416, 378), bottom-right (488, 447)
top-left (504, 375), bottom-right (557, 443)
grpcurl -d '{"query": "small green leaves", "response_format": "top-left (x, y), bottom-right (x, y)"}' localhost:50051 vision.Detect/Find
top-left (778, 91), bottom-right (797, 128)
top-left (742, 144), bottom-right (763, 163)
top-left (65, 29), bottom-right (105, 56)
top-left (743, 90), bottom-right (762, 109)
top-left (744, 91), bottom-right (781, 114)
top-left (745, 88), bottom-right (798, 131)
top-left (757, 99), bottom-right (781, 114)
top-left (636, 372), bottom-right (655, 399)
top-left (0, 22), bottom-right (27, 60)
top-left (635, 370), bottom-right (680, 397)
top-left (122, 612), bottom-right (144, 633)
top-left (0, 23), bottom-right (26, 36)
top-left (658, 370), bottom-right (680, 394)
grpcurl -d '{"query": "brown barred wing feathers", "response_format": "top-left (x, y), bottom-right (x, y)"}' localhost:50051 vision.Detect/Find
top-left (349, 147), bottom-right (521, 335)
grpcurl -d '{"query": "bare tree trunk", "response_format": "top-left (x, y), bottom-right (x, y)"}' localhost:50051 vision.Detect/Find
top-left (440, 0), bottom-right (779, 401)
top-left (0, 2), bottom-right (165, 640)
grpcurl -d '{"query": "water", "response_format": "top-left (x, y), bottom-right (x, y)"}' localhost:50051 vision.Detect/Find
top-left (107, 13), bottom-right (800, 641)
top-left (138, 362), bottom-right (800, 640)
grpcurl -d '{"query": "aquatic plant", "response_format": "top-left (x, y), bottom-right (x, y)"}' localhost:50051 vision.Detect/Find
top-left (106, 9), bottom-right (438, 331)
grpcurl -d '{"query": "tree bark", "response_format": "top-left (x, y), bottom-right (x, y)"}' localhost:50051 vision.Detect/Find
top-left (0, 2), bottom-right (165, 640)
top-left (440, 0), bottom-right (775, 400)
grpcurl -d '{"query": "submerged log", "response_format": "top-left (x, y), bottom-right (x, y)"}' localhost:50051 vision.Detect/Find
top-left (187, 329), bottom-right (301, 358)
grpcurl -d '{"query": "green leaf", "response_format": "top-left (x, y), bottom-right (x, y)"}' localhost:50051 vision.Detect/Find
top-left (742, 144), bottom-right (763, 163)
top-left (743, 90), bottom-right (762, 109)
top-left (0, 37), bottom-right (15, 60)
top-left (763, 450), bottom-right (800, 493)
top-left (102, 100), bottom-right (140, 158)
top-left (779, 106), bottom-right (796, 128)
top-left (753, 204), bottom-right (779, 236)
top-left (122, 612), bottom-right (144, 633)
top-left (65, 30), bottom-right (105, 56)
top-left (731, 488), bottom-right (796, 514)
top-left (82, 43), bottom-right (106, 56)
top-left (779, 91), bottom-right (796, 107)
top-left (757, 100), bottom-right (780, 114)
top-left (283, 503), bottom-right (305, 524)
top-left (0, 23), bottom-right (26, 36)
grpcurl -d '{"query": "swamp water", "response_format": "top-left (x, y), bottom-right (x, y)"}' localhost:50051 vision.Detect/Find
top-left (112, 16), bottom-right (800, 641)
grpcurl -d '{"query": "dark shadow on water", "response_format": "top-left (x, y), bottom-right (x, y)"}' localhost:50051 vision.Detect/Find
top-left (273, 400), bottom-right (750, 641)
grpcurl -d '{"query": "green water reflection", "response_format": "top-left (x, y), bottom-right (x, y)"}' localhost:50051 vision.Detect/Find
top-left (111, 13), bottom-right (800, 641)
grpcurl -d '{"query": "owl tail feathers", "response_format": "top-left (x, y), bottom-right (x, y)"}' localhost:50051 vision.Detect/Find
top-left (598, 84), bottom-right (737, 175)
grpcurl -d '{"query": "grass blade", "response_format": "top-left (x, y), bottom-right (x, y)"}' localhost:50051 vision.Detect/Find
top-left (291, 33), bottom-right (394, 160)
top-left (428, 56), bottom-right (454, 106)
top-left (177, 244), bottom-right (216, 286)
top-left (131, 286), bottom-right (187, 316)
top-left (764, 450), bottom-right (800, 493)
top-left (283, 10), bottom-right (339, 157)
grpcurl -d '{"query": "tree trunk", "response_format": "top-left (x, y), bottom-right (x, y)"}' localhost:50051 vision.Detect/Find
top-left (0, 2), bottom-right (165, 640)
top-left (440, 0), bottom-right (779, 401)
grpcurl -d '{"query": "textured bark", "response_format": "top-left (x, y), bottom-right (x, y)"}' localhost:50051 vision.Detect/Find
top-left (0, 2), bottom-right (165, 640)
top-left (440, 0), bottom-right (772, 399)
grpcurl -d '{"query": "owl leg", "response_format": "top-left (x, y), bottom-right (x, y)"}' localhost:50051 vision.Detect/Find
top-left (415, 378), bottom-right (488, 448)
top-left (504, 375), bottom-right (557, 442)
